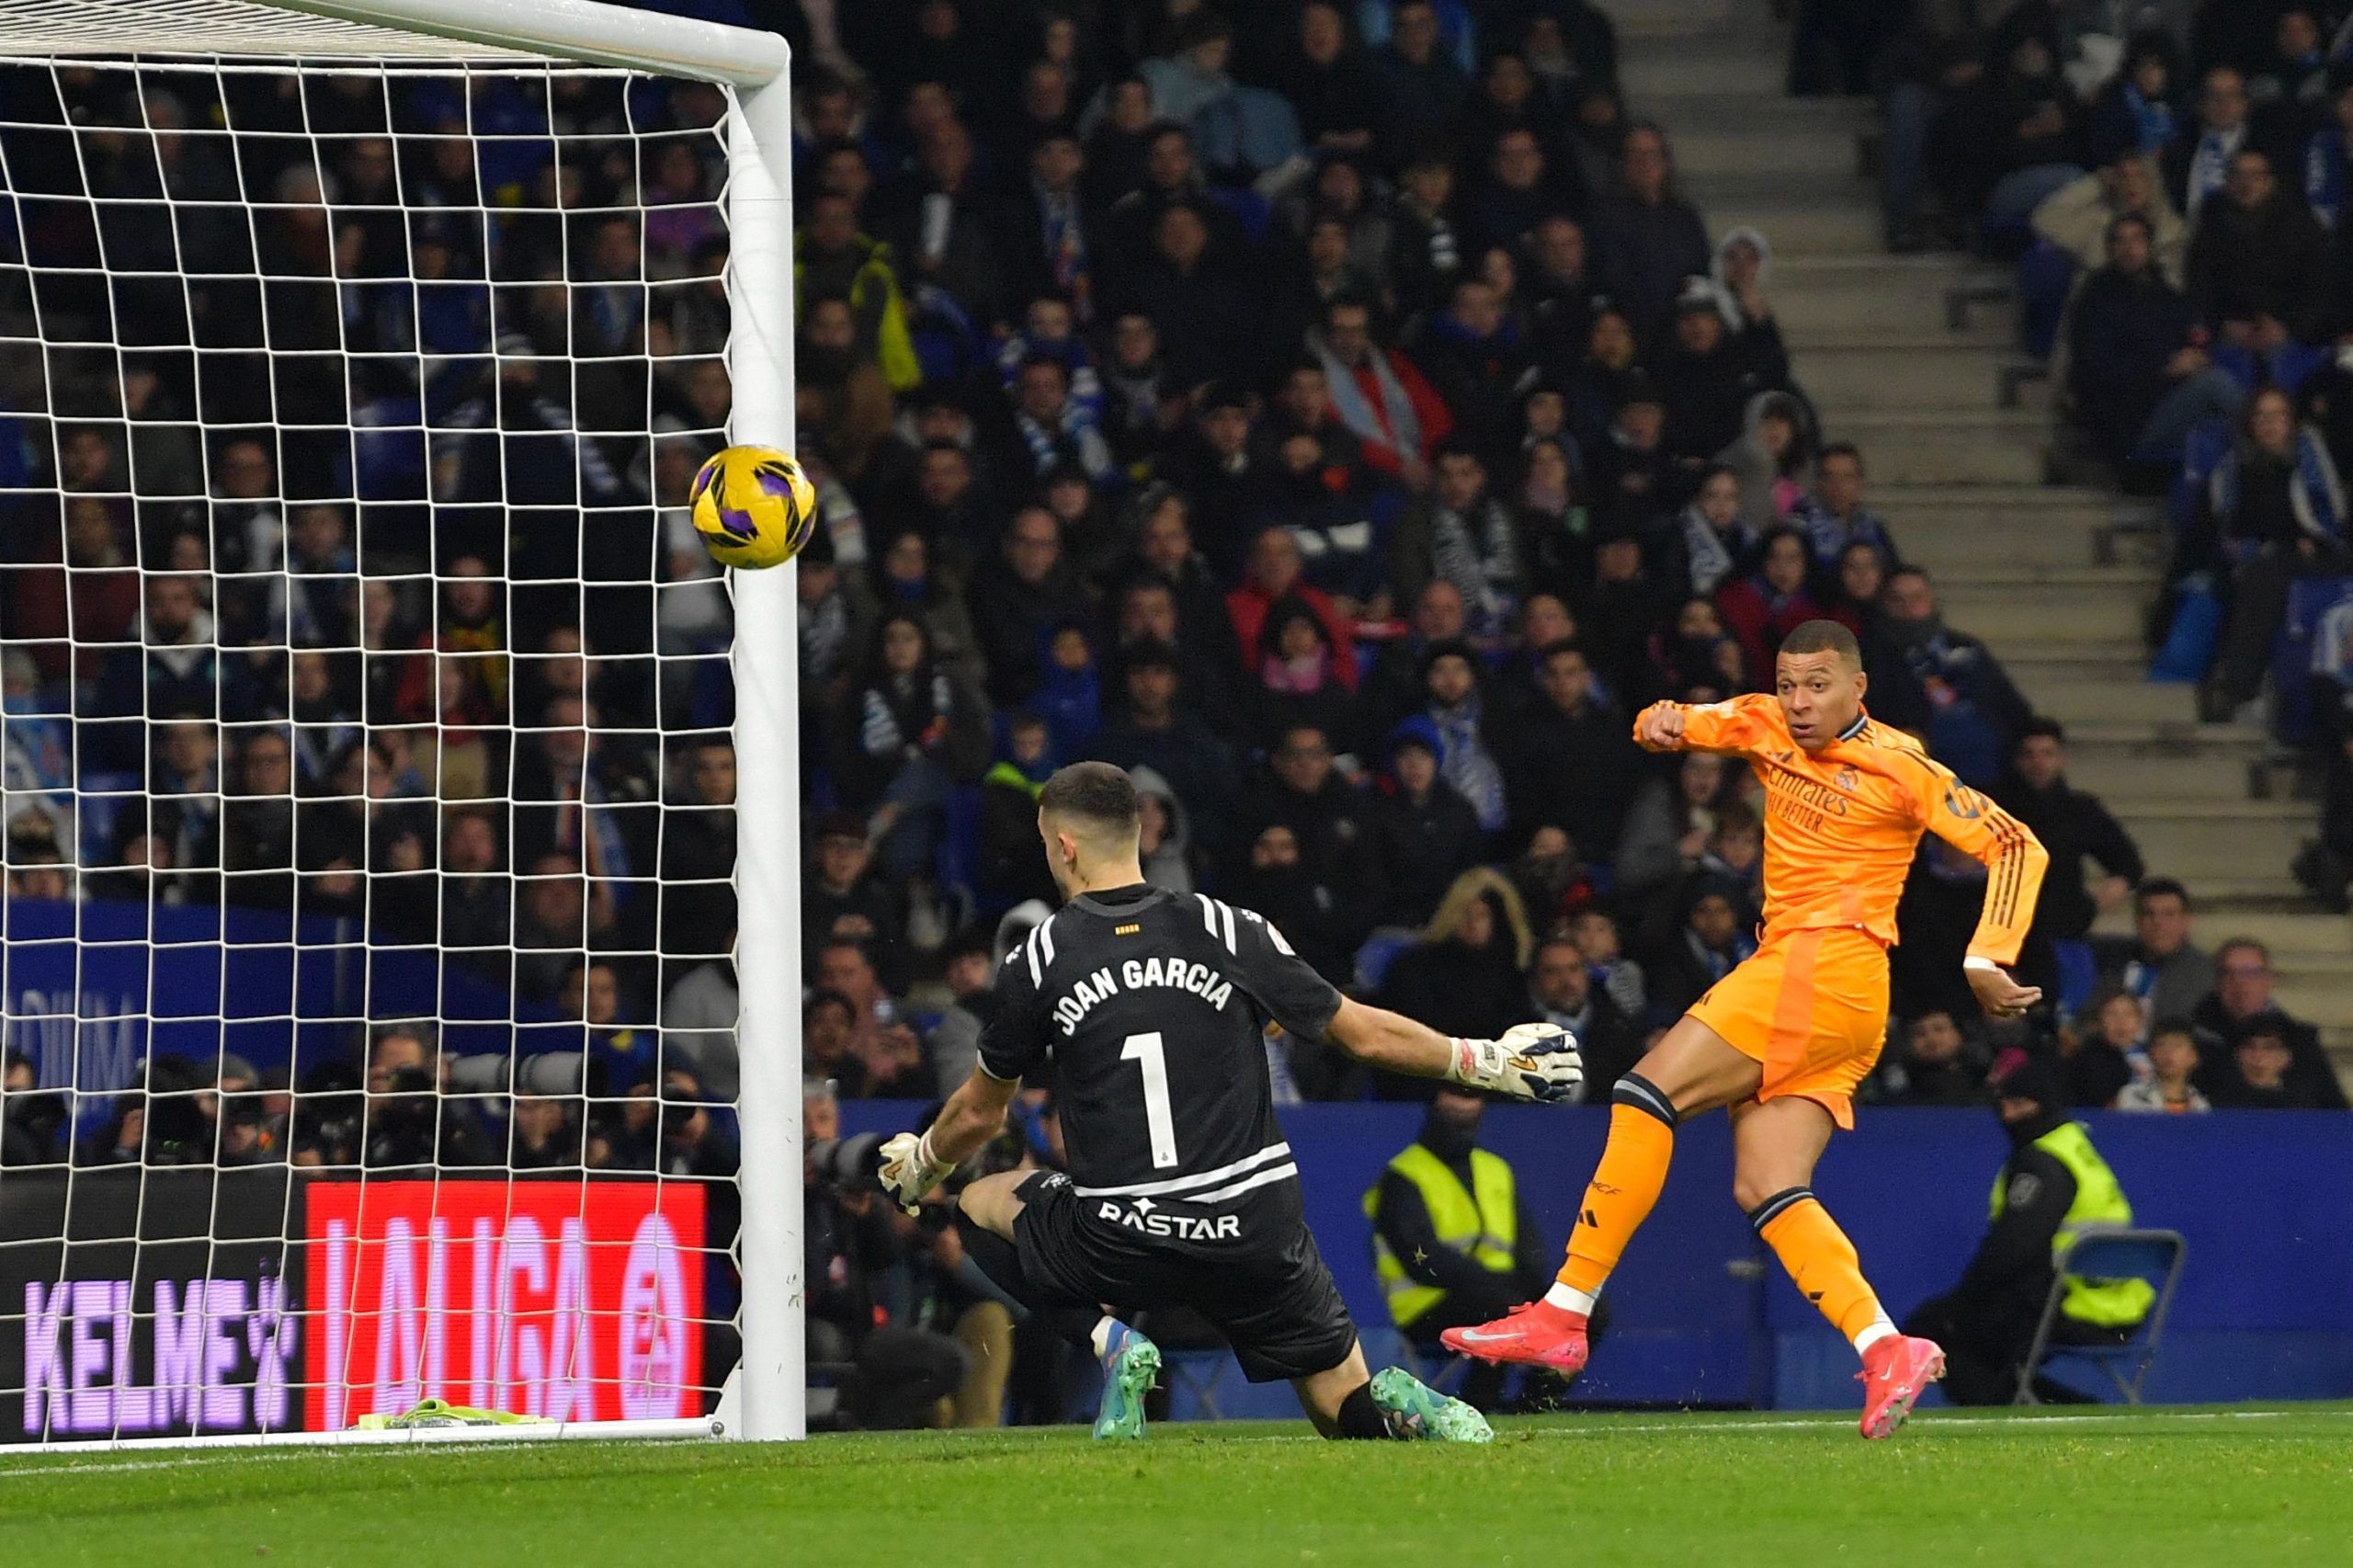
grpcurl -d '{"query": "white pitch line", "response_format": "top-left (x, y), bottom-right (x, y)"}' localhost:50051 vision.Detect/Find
top-left (0, 1454), bottom-right (278, 1480)
top-left (1522, 1409), bottom-right (2339, 1437)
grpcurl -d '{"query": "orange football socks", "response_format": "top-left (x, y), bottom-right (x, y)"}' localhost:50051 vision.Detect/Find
top-left (1753, 1188), bottom-right (1885, 1345)
top-left (1556, 1079), bottom-right (1679, 1299)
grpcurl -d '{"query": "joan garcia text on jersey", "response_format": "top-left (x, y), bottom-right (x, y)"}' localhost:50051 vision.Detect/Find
top-left (1051, 957), bottom-right (1235, 1038)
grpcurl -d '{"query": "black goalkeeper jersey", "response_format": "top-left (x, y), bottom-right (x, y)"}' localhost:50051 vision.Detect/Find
top-left (978, 883), bottom-right (1343, 1238)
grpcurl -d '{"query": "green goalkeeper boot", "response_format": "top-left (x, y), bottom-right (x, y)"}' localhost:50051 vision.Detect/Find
top-left (1369, 1367), bottom-right (1495, 1443)
top-left (1092, 1323), bottom-right (1161, 1441)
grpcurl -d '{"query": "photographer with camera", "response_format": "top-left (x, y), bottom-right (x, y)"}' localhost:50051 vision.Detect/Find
top-left (3, 1049), bottom-right (68, 1165)
top-left (589, 1056), bottom-right (739, 1177)
top-left (363, 1023), bottom-right (495, 1170)
top-left (803, 1081), bottom-right (970, 1428)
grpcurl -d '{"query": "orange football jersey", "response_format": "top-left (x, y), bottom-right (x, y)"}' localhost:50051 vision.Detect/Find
top-left (1635, 694), bottom-right (2049, 962)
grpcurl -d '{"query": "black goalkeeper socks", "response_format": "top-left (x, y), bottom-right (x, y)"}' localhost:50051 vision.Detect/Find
top-left (1335, 1381), bottom-right (1391, 1440)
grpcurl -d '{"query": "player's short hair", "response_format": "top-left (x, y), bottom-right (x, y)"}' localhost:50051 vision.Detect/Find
top-left (1038, 761), bottom-right (1140, 838)
top-left (1777, 619), bottom-right (1861, 667)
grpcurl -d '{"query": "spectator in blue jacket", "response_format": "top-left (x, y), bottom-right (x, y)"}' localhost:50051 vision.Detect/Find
top-left (2193, 385), bottom-right (2350, 721)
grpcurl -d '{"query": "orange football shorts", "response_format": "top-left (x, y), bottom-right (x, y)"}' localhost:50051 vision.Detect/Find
top-left (1684, 926), bottom-right (1891, 1130)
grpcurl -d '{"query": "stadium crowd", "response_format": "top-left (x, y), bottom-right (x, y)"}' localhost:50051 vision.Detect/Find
top-left (2, 0), bottom-right (2347, 1210)
top-left (1847, 0), bottom-right (2353, 917)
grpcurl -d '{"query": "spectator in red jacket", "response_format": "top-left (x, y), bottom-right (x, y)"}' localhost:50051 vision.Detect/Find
top-left (1227, 527), bottom-right (1359, 691)
top-left (1308, 294), bottom-right (1453, 490)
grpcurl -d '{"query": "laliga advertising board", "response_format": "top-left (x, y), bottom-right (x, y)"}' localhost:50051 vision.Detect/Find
top-left (304, 1180), bottom-right (706, 1430)
top-left (3, 1170), bottom-right (708, 1442)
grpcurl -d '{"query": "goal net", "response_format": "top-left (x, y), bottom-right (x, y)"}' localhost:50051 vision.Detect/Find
top-left (0, 0), bottom-right (801, 1447)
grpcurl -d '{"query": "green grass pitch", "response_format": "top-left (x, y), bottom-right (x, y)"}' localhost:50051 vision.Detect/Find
top-left (5, 1406), bottom-right (2349, 1567)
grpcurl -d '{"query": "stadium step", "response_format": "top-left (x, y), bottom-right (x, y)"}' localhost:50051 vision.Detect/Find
top-left (1621, 39), bottom-right (1787, 99)
top-left (1672, 125), bottom-right (1860, 180)
top-left (2057, 722), bottom-right (2270, 802)
top-left (2025, 677), bottom-right (2197, 727)
top-left (1640, 93), bottom-right (1876, 138)
top-left (1936, 569), bottom-right (2153, 643)
top-left (1609, 0), bottom-right (1741, 36)
top-left (2103, 795), bottom-right (2313, 826)
top-left (2057, 714), bottom-right (2268, 747)
top-left (2063, 751), bottom-right (2268, 804)
top-left (1792, 342), bottom-right (2024, 408)
top-left (1770, 265), bottom-right (2018, 342)
top-left (1999, 632), bottom-right (2151, 661)
top-left (1904, 523), bottom-right (2128, 574)
top-left (2269, 979), bottom-right (2353, 1030)
top-left (2001, 645), bottom-right (2153, 685)
top-left (1691, 194), bottom-right (1884, 256)
top-left (1876, 490), bottom-right (2162, 573)
top-left (1872, 482), bottom-right (2131, 507)
top-left (1857, 429), bottom-right (2049, 487)
top-left (2127, 815), bottom-right (2312, 883)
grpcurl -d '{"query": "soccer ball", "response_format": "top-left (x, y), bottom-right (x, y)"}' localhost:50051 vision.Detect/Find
top-left (688, 445), bottom-right (819, 569)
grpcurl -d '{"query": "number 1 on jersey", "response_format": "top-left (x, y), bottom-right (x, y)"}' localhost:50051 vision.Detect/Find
top-left (1120, 1031), bottom-right (1178, 1168)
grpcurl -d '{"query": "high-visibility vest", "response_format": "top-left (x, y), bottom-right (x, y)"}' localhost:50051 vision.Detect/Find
top-left (1987, 1120), bottom-right (2155, 1329)
top-left (1362, 1143), bottom-right (1518, 1330)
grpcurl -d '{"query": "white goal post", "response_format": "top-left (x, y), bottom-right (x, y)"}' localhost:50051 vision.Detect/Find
top-left (0, 0), bottom-right (802, 1446)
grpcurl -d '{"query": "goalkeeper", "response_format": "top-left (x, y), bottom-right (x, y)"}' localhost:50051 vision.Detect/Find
top-left (879, 761), bottom-right (1583, 1442)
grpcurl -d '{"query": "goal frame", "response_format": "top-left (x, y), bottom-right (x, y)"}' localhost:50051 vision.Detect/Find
top-left (2, 0), bottom-right (804, 1447)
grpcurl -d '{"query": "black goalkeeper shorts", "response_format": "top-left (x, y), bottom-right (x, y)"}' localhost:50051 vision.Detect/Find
top-left (1010, 1169), bottom-right (1358, 1383)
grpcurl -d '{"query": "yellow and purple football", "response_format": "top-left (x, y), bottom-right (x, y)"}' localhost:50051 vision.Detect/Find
top-left (688, 445), bottom-right (818, 570)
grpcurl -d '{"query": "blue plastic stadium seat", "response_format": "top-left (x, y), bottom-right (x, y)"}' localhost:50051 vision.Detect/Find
top-left (2168, 417), bottom-right (2234, 534)
top-left (2015, 239), bottom-right (2076, 359)
top-left (72, 770), bottom-right (140, 864)
top-left (935, 784), bottom-right (983, 903)
top-left (2051, 939), bottom-right (2097, 1017)
top-left (1352, 927), bottom-right (1419, 994)
top-left (2270, 576), bottom-right (2353, 745)
top-left (1210, 186), bottom-right (1269, 244)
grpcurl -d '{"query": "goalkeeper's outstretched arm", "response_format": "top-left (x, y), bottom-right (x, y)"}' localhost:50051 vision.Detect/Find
top-left (1325, 997), bottom-right (1584, 1104)
top-left (928, 1067), bottom-right (1021, 1168)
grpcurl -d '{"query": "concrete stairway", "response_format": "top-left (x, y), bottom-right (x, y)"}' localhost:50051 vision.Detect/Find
top-left (1611, 1), bottom-right (2353, 1062)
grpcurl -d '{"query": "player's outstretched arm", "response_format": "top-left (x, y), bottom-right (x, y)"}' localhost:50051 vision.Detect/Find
top-left (878, 1068), bottom-right (1019, 1214)
top-left (1325, 997), bottom-right (1584, 1103)
top-left (1631, 694), bottom-right (1774, 755)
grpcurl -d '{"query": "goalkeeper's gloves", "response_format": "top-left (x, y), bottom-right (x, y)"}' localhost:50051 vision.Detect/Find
top-left (1445, 1024), bottom-right (1585, 1104)
top-left (876, 1130), bottom-right (954, 1216)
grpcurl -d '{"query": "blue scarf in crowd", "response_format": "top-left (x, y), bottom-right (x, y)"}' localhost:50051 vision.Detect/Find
top-left (2308, 127), bottom-right (2351, 228)
top-left (2122, 83), bottom-right (2176, 153)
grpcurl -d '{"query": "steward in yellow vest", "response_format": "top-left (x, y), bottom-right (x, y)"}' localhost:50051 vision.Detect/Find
top-left (1902, 1053), bottom-right (2151, 1404)
top-left (1362, 1090), bottom-right (1549, 1410)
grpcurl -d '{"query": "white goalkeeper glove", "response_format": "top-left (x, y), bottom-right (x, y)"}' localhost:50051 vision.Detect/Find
top-left (876, 1131), bottom-right (954, 1216)
top-left (1446, 1024), bottom-right (1585, 1104)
